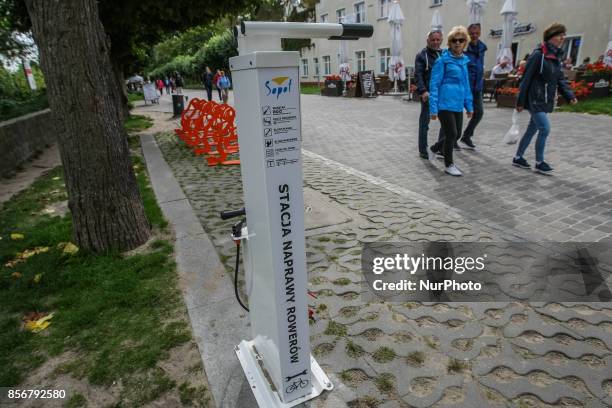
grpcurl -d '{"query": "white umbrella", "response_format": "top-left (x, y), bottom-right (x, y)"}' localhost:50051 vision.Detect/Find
top-left (604, 19), bottom-right (612, 67)
top-left (498, 0), bottom-right (517, 69)
top-left (338, 14), bottom-right (352, 83)
top-left (466, 0), bottom-right (487, 26)
top-left (430, 9), bottom-right (443, 33)
top-left (388, 0), bottom-right (406, 84)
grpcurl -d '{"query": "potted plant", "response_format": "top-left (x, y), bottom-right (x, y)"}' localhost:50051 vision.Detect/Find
top-left (581, 62), bottom-right (611, 97)
top-left (322, 75), bottom-right (343, 96)
top-left (496, 87), bottom-right (519, 108)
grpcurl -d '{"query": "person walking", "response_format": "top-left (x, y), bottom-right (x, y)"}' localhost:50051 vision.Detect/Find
top-left (217, 70), bottom-right (231, 104)
top-left (429, 25), bottom-right (474, 177)
top-left (459, 23), bottom-right (487, 150)
top-left (415, 30), bottom-right (444, 160)
top-left (174, 71), bottom-right (184, 95)
top-left (202, 66), bottom-right (214, 101)
top-left (156, 78), bottom-right (164, 96)
top-left (213, 69), bottom-right (222, 101)
top-left (164, 76), bottom-right (171, 94)
top-left (512, 22), bottom-right (577, 175)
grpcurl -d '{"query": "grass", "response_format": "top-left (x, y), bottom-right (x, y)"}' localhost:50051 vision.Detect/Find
top-left (406, 351), bottom-right (425, 366)
top-left (375, 373), bottom-right (395, 393)
top-left (557, 96), bottom-right (612, 116)
top-left (0, 149), bottom-right (186, 404)
top-left (324, 320), bottom-right (347, 336)
top-left (372, 346), bottom-right (396, 363)
top-left (300, 84), bottom-right (322, 95)
top-left (346, 340), bottom-right (365, 358)
top-left (124, 114), bottom-right (154, 133)
top-left (127, 91), bottom-right (144, 103)
top-left (447, 358), bottom-right (470, 374)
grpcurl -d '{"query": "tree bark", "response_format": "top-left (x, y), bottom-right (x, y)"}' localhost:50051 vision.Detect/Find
top-left (25, 0), bottom-right (151, 252)
top-left (111, 57), bottom-right (130, 121)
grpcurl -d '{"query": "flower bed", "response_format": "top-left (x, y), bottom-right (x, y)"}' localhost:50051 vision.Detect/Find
top-left (496, 87), bottom-right (518, 108)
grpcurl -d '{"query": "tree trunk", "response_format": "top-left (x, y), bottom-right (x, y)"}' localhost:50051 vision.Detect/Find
top-left (25, 0), bottom-right (151, 252)
top-left (111, 57), bottom-right (131, 121)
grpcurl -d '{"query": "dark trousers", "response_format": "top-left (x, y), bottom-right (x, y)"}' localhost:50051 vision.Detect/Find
top-left (462, 89), bottom-right (484, 139)
top-left (418, 100), bottom-right (444, 155)
top-left (205, 85), bottom-right (213, 101)
top-left (216, 87), bottom-right (222, 100)
top-left (438, 110), bottom-right (463, 167)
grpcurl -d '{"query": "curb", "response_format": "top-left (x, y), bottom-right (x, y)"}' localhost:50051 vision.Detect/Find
top-left (140, 134), bottom-right (257, 408)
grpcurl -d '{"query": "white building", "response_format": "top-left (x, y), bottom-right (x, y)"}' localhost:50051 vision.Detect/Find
top-left (298, 0), bottom-right (612, 83)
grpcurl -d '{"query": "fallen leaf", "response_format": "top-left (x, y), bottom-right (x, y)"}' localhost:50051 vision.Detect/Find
top-left (33, 274), bottom-right (43, 283)
top-left (42, 208), bottom-right (56, 214)
top-left (11, 233), bottom-right (24, 240)
top-left (52, 176), bottom-right (60, 180)
top-left (11, 272), bottom-right (22, 279)
top-left (6, 247), bottom-right (50, 267)
top-left (62, 242), bottom-right (79, 255)
top-left (24, 312), bottom-right (54, 333)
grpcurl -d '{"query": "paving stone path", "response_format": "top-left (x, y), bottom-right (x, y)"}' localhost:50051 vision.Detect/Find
top-left (155, 126), bottom-right (612, 408)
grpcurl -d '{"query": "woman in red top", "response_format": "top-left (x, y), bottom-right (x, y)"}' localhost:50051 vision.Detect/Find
top-left (156, 79), bottom-right (164, 95)
top-left (212, 69), bottom-right (222, 101)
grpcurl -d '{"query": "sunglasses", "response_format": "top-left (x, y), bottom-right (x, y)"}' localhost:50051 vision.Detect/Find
top-left (451, 38), bottom-right (466, 44)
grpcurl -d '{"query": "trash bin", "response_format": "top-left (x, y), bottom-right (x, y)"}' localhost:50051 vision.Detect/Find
top-left (172, 94), bottom-right (187, 116)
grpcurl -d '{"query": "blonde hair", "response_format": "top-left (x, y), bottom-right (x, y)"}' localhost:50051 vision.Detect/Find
top-left (447, 25), bottom-right (469, 47)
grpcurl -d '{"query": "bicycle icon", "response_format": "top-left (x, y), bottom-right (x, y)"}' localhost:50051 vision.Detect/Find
top-left (285, 378), bottom-right (309, 393)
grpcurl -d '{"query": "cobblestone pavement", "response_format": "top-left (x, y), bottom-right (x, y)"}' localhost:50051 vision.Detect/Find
top-left (154, 128), bottom-right (612, 408)
top-left (301, 95), bottom-right (612, 243)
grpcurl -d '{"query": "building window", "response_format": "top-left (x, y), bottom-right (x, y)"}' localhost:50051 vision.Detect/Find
top-left (313, 57), bottom-right (320, 76)
top-left (355, 51), bottom-right (366, 72)
top-left (323, 56), bottom-right (331, 75)
top-left (320, 13), bottom-right (327, 23)
top-left (378, 48), bottom-right (390, 74)
top-left (430, 0), bottom-right (443, 7)
top-left (336, 8), bottom-right (345, 23)
top-left (301, 59), bottom-right (309, 77)
top-left (561, 36), bottom-right (582, 66)
top-left (354, 2), bottom-right (365, 23)
top-left (379, 0), bottom-right (390, 18)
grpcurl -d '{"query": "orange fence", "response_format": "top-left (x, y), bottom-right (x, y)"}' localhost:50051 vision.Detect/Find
top-left (174, 98), bottom-right (240, 166)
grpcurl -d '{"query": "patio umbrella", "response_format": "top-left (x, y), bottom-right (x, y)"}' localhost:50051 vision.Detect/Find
top-left (605, 19), bottom-right (612, 67)
top-left (338, 14), bottom-right (352, 84)
top-left (430, 9), bottom-right (443, 33)
top-left (498, 0), bottom-right (517, 69)
top-left (466, 0), bottom-right (487, 26)
top-left (388, 0), bottom-right (406, 88)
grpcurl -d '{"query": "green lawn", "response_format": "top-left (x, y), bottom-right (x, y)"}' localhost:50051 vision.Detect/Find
top-left (127, 91), bottom-right (144, 103)
top-left (557, 96), bottom-right (612, 116)
top-left (0, 142), bottom-right (208, 405)
top-left (301, 84), bottom-right (322, 95)
top-left (125, 114), bottom-right (154, 133)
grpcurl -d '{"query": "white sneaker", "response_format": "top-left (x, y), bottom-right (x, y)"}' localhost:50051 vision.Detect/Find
top-left (427, 146), bottom-right (436, 164)
top-left (445, 164), bottom-right (463, 176)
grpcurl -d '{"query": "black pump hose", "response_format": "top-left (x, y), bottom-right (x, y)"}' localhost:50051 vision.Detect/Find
top-left (234, 242), bottom-right (249, 312)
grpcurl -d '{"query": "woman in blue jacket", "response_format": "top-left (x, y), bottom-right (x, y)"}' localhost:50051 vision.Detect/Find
top-left (429, 25), bottom-right (474, 176)
top-left (513, 22), bottom-right (577, 174)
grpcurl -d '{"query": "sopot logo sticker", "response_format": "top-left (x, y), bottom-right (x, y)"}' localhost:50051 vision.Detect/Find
top-left (265, 76), bottom-right (292, 99)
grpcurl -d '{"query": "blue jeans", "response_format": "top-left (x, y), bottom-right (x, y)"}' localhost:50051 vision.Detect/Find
top-left (515, 111), bottom-right (551, 163)
top-left (418, 100), bottom-right (444, 155)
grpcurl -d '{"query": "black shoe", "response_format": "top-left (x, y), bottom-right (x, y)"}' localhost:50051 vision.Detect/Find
top-left (512, 157), bottom-right (531, 169)
top-left (453, 142), bottom-right (461, 151)
top-left (535, 161), bottom-right (554, 174)
top-left (420, 152), bottom-right (429, 160)
top-left (459, 137), bottom-right (476, 150)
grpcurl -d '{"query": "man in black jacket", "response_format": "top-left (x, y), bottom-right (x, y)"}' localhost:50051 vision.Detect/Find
top-left (415, 31), bottom-right (444, 160)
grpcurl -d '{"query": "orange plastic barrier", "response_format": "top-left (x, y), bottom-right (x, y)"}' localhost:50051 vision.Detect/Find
top-left (174, 98), bottom-right (240, 166)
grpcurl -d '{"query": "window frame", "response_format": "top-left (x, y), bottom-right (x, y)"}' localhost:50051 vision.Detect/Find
top-left (319, 13), bottom-right (328, 23)
top-left (378, 0), bottom-right (389, 19)
top-left (301, 58), bottom-right (309, 77)
top-left (336, 8), bottom-right (346, 23)
top-left (378, 48), bottom-right (391, 75)
top-left (353, 2), bottom-right (365, 23)
top-left (323, 55), bottom-right (331, 75)
top-left (355, 50), bottom-right (366, 73)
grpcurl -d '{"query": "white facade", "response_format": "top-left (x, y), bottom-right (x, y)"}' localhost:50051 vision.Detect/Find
top-left (299, 0), bottom-right (612, 82)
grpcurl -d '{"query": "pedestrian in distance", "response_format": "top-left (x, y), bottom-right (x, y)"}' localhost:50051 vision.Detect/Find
top-left (213, 69), bottom-right (222, 101)
top-left (217, 70), bottom-right (231, 104)
top-left (164, 76), bottom-right (171, 94)
top-left (429, 25), bottom-right (474, 177)
top-left (170, 76), bottom-right (176, 94)
top-left (459, 23), bottom-right (487, 150)
top-left (202, 66), bottom-right (214, 101)
top-left (415, 30), bottom-right (444, 160)
top-left (174, 71), bottom-right (184, 95)
top-left (156, 78), bottom-right (164, 96)
top-left (512, 22), bottom-right (577, 175)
